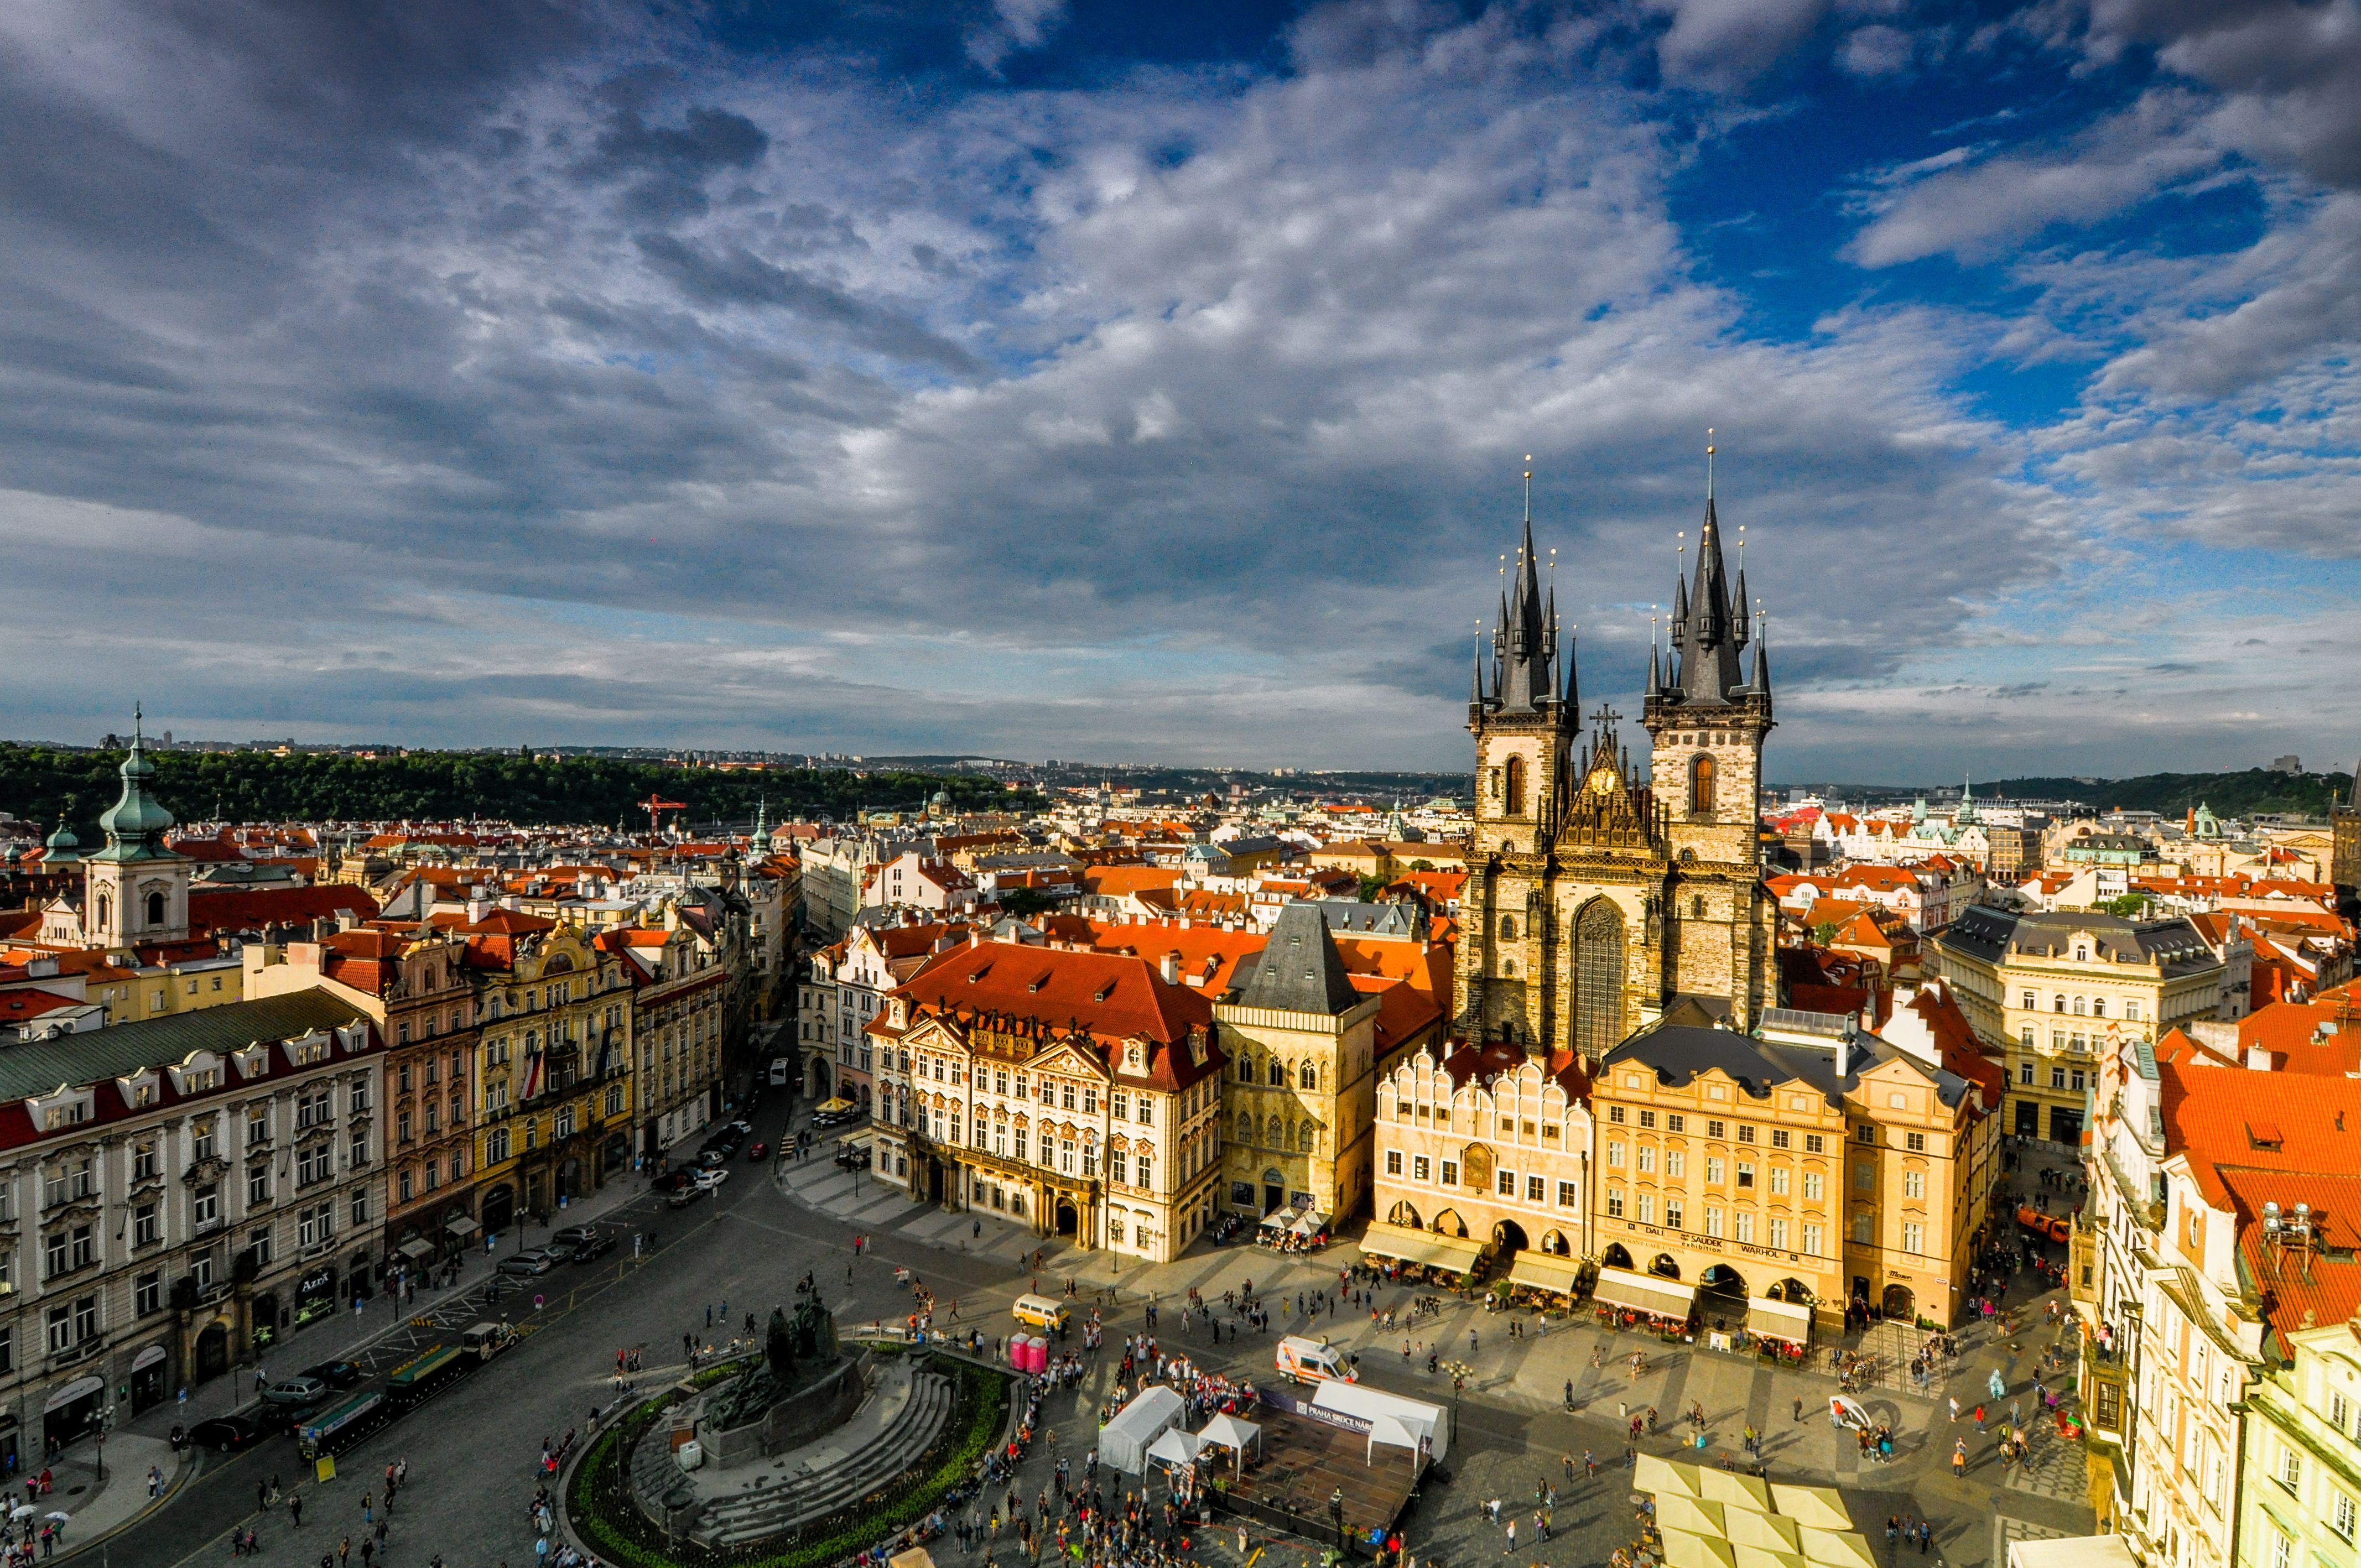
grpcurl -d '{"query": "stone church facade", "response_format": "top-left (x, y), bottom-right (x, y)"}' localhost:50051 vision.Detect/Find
top-left (1455, 480), bottom-right (1778, 1063)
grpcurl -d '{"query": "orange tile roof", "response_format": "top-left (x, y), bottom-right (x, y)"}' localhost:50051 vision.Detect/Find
top-left (1081, 866), bottom-right (1184, 898)
top-left (891, 939), bottom-right (1223, 1092)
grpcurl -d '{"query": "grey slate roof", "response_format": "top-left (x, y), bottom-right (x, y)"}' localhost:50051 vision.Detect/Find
top-left (1232, 902), bottom-right (1359, 1015)
top-left (0, 991), bottom-right (368, 1101)
top-left (1933, 906), bottom-right (2217, 976)
top-left (1603, 1021), bottom-right (1972, 1110)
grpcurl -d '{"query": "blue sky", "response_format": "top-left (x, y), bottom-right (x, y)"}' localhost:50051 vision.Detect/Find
top-left (1, 0), bottom-right (2356, 782)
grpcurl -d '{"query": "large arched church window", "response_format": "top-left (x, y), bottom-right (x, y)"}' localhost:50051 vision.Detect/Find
top-left (1504, 755), bottom-right (1527, 817)
top-left (1689, 753), bottom-right (1716, 819)
top-left (1572, 900), bottom-right (1625, 1060)
top-left (147, 891), bottom-right (167, 928)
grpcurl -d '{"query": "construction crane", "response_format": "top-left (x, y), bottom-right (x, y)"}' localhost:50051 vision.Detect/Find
top-left (637, 792), bottom-right (688, 842)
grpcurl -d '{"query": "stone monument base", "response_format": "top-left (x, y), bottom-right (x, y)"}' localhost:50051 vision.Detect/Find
top-left (704, 1352), bottom-right (869, 1467)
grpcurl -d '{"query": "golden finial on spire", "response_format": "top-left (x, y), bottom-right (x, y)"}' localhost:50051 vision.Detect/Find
top-left (1706, 426), bottom-right (1717, 501)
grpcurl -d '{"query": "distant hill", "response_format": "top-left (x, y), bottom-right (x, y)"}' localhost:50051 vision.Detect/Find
top-left (1984, 768), bottom-right (2355, 821)
top-left (0, 744), bottom-right (1031, 840)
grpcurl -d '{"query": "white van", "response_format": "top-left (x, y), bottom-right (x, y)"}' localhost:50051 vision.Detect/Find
top-left (1275, 1335), bottom-right (1356, 1385)
top-left (768, 1058), bottom-right (791, 1087)
top-left (1013, 1293), bottom-right (1073, 1333)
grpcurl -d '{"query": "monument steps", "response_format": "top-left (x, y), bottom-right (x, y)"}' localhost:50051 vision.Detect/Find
top-left (693, 1359), bottom-right (957, 1546)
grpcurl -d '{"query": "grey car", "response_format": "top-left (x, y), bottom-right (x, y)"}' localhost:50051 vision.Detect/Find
top-left (496, 1247), bottom-right (561, 1277)
top-left (260, 1375), bottom-right (327, 1408)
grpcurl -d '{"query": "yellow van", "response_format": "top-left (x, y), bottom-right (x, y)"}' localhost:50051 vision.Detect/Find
top-left (1012, 1293), bottom-right (1072, 1332)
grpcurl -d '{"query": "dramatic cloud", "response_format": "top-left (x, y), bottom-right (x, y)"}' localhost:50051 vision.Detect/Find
top-left (0, 0), bottom-right (2352, 778)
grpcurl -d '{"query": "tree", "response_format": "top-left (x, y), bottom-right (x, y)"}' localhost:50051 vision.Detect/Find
top-left (1356, 872), bottom-right (1391, 902)
top-left (2099, 893), bottom-right (2153, 919)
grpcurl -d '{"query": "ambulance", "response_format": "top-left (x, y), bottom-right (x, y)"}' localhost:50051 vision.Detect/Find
top-left (1275, 1335), bottom-right (1358, 1385)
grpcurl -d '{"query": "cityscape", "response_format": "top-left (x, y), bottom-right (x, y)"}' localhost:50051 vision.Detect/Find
top-left (3, 8), bottom-right (2360, 1568)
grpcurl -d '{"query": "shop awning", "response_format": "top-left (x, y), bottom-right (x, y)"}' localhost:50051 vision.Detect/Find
top-left (1726, 1511), bottom-right (1801, 1552)
top-left (397, 1238), bottom-right (435, 1260)
top-left (1356, 1222), bottom-right (1485, 1274)
top-left (443, 1216), bottom-right (480, 1238)
top-left (1589, 1265), bottom-right (1698, 1320)
top-left (1634, 1452), bottom-right (1699, 1498)
top-left (1767, 1485), bottom-right (1853, 1531)
top-left (1663, 1531), bottom-right (1737, 1568)
top-left (1698, 1468), bottom-right (1772, 1513)
top-left (1655, 1495), bottom-right (1725, 1538)
top-left (1745, 1296), bottom-right (1814, 1346)
top-left (1506, 1251), bottom-right (1585, 1296)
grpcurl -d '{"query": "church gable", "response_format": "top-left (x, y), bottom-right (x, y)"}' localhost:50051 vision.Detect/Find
top-left (1555, 720), bottom-right (1666, 854)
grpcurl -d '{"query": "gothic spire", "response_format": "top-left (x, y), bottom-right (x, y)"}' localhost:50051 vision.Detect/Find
top-left (1491, 459), bottom-right (1561, 713)
top-left (1668, 437), bottom-right (1745, 706)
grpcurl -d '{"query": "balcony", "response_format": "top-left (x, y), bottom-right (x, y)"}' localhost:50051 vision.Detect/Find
top-left (48, 1336), bottom-right (103, 1369)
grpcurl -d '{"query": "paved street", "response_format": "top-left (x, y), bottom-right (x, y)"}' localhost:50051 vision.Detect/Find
top-left (87, 1107), bottom-right (2095, 1568)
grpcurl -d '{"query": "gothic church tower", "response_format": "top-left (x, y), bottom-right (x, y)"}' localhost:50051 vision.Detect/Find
top-left (1457, 455), bottom-right (1780, 1066)
top-left (1458, 480), bottom-right (1578, 1049)
top-left (1641, 455), bottom-right (1778, 1026)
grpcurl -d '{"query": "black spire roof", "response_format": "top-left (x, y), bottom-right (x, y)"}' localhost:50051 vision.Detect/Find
top-left (1234, 902), bottom-right (1360, 1015)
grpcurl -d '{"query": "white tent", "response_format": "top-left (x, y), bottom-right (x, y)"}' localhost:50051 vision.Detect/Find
top-left (1145, 1427), bottom-right (1202, 1471)
top-left (1364, 1412), bottom-right (1427, 1464)
top-left (1099, 1387), bottom-right (1186, 1475)
top-left (1310, 1381), bottom-right (1450, 1462)
top-left (1195, 1412), bottom-right (1263, 1478)
top-left (1258, 1208), bottom-right (1294, 1230)
top-left (1289, 1212), bottom-right (1328, 1236)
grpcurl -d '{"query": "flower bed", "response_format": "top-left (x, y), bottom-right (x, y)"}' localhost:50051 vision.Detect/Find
top-left (568, 1350), bottom-right (1011, 1568)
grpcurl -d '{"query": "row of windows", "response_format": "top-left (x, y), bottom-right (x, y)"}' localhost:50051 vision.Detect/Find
top-left (1237, 1056), bottom-right (1319, 1090)
top-left (1602, 1106), bottom-right (1827, 1152)
top-left (1382, 1149), bottom-right (1575, 1206)
top-left (1388, 1100), bottom-right (1564, 1142)
top-left (2019, 989), bottom-right (2144, 1020)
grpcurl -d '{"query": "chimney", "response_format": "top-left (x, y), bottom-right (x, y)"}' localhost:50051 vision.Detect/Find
top-left (2245, 1043), bottom-right (2272, 1071)
top-left (1834, 1032), bottom-right (1850, 1079)
top-left (467, 897), bottom-right (492, 925)
top-left (1161, 951), bottom-right (1180, 984)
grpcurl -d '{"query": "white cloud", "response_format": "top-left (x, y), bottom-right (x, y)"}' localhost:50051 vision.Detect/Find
top-left (1646, 0), bottom-right (1830, 91)
top-left (1846, 91), bottom-right (2221, 265)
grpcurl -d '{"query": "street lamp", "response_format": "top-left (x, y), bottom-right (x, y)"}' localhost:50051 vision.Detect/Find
top-left (94, 1404), bottom-right (111, 1483)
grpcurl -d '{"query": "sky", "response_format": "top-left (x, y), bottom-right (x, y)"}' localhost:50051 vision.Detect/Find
top-left (2, 0), bottom-right (2358, 783)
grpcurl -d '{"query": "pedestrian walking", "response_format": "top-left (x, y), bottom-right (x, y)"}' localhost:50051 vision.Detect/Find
top-left (292, 1495), bottom-right (305, 1528)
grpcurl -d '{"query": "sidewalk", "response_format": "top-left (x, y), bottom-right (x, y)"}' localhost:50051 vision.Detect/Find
top-left (114, 1169), bottom-right (655, 1444)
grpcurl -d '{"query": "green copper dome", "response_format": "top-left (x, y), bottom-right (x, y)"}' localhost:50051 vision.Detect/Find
top-left (42, 817), bottom-right (81, 865)
top-left (90, 716), bottom-right (178, 862)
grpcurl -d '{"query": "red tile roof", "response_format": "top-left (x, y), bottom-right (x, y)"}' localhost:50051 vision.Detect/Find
top-left (186, 884), bottom-right (378, 936)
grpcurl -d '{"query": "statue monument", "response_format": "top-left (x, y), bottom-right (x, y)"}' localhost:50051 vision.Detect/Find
top-left (701, 1284), bottom-right (861, 1464)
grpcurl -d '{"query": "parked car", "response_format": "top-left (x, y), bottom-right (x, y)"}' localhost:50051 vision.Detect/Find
top-left (691, 1167), bottom-right (730, 1192)
top-left (665, 1182), bottom-right (709, 1209)
top-left (696, 1148), bottom-right (730, 1170)
top-left (567, 1231), bottom-right (617, 1264)
top-left (652, 1168), bottom-right (696, 1194)
top-left (300, 1358), bottom-right (362, 1390)
top-left (496, 1248), bottom-right (562, 1278)
top-left (191, 1413), bottom-right (272, 1453)
top-left (261, 1376), bottom-right (328, 1408)
top-left (549, 1225), bottom-right (601, 1251)
top-left (745, 1140), bottom-right (768, 1162)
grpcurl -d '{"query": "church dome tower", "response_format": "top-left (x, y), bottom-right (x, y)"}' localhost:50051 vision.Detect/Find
top-left (84, 711), bottom-right (193, 950)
